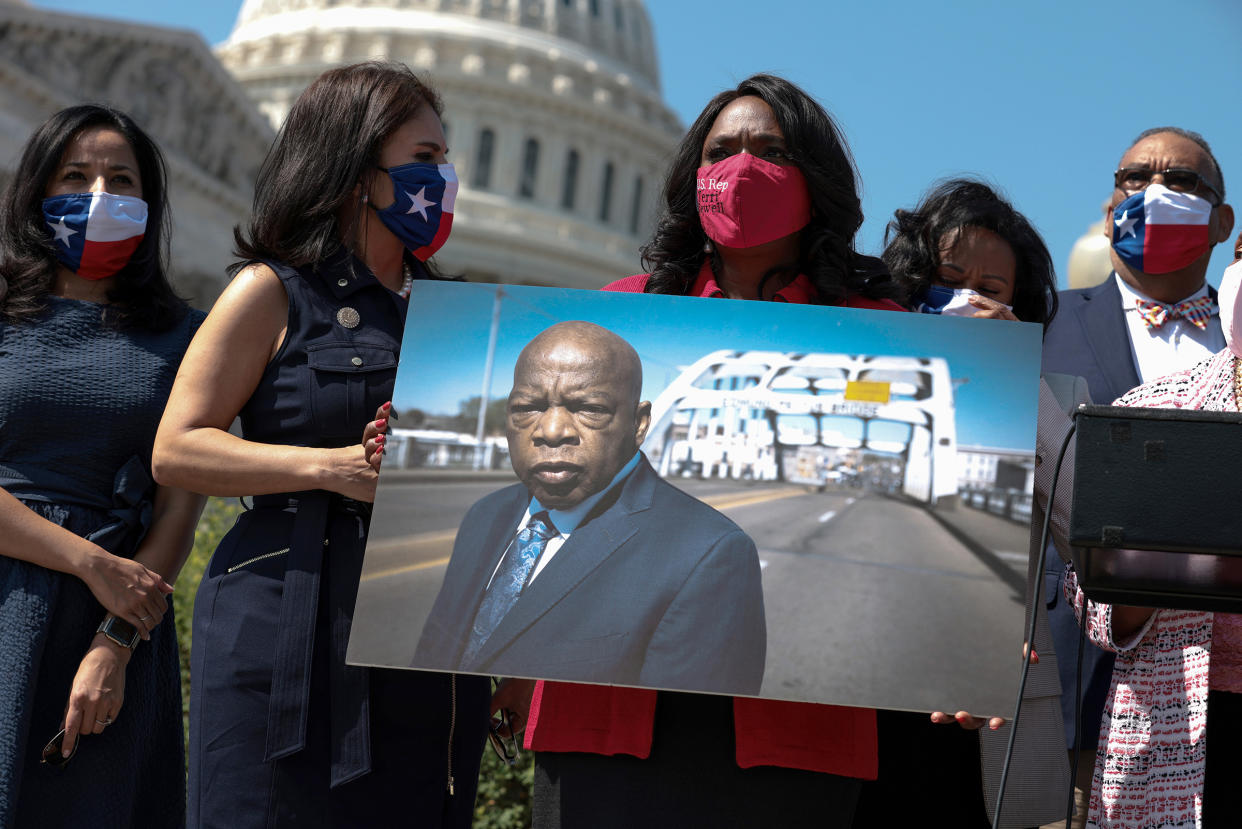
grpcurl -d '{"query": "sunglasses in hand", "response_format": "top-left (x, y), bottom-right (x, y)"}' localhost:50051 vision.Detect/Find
top-left (41, 727), bottom-right (78, 769)
top-left (488, 708), bottom-right (521, 766)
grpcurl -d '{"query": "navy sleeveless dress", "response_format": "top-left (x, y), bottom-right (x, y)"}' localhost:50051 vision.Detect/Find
top-left (0, 296), bottom-right (202, 829)
top-left (187, 249), bottom-right (490, 828)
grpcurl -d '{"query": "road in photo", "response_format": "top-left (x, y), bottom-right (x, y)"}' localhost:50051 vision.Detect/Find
top-left (351, 473), bottom-right (1028, 715)
top-left (739, 485), bottom-right (1026, 715)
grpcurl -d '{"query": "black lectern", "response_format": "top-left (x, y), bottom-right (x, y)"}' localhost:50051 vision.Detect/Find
top-left (1069, 404), bottom-right (1242, 612)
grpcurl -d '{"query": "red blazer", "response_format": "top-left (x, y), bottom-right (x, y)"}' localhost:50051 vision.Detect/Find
top-left (525, 266), bottom-right (906, 779)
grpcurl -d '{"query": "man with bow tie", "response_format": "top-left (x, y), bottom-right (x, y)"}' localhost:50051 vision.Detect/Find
top-left (1045, 127), bottom-right (1235, 397)
top-left (413, 321), bottom-right (766, 695)
top-left (1038, 126), bottom-right (1234, 828)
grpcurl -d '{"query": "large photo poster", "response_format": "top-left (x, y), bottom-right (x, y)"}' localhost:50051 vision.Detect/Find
top-left (347, 281), bottom-right (1043, 715)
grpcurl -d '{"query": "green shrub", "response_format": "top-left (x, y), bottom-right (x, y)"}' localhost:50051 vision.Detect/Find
top-left (174, 496), bottom-right (243, 729)
top-left (474, 746), bottom-right (534, 828)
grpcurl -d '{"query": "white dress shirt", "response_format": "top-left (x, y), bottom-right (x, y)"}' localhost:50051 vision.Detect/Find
top-left (485, 451), bottom-right (642, 589)
top-left (1115, 273), bottom-right (1225, 385)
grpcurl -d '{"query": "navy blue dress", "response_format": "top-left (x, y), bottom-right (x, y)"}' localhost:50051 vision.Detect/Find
top-left (0, 296), bottom-right (202, 829)
top-left (187, 250), bottom-right (490, 828)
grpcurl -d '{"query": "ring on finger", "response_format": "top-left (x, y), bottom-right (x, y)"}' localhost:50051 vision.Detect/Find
top-left (138, 615), bottom-right (153, 622)
top-left (95, 716), bottom-right (112, 726)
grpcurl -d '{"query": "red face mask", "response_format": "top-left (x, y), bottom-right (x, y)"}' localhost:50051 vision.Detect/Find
top-left (696, 153), bottom-right (811, 249)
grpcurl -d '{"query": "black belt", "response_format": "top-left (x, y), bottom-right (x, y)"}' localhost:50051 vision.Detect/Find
top-left (253, 490), bottom-right (373, 787)
top-left (251, 492), bottom-right (372, 516)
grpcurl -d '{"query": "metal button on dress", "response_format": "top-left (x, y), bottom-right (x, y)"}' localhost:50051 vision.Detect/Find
top-left (336, 307), bottom-right (361, 328)
top-left (337, 278), bottom-right (349, 287)
top-left (351, 356), bottom-right (363, 367)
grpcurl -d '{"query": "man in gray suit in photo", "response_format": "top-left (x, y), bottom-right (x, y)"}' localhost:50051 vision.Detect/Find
top-left (414, 321), bottom-right (766, 695)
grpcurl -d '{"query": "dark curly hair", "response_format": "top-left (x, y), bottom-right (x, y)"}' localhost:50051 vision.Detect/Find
top-left (0, 104), bottom-right (185, 329)
top-left (882, 178), bottom-right (1058, 328)
top-left (233, 60), bottom-right (449, 279)
top-left (639, 74), bottom-right (898, 304)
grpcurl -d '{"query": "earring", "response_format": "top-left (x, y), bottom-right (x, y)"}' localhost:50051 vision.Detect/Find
top-left (362, 192), bottom-right (369, 204)
top-left (703, 238), bottom-right (713, 254)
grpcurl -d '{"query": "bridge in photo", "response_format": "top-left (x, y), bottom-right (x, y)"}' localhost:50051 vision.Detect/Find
top-left (641, 350), bottom-right (959, 505)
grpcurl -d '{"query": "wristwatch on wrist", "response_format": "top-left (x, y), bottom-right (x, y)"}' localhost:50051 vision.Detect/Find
top-left (96, 615), bottom-right (140, 649)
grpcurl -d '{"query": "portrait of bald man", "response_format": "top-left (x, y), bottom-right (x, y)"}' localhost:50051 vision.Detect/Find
top-left (412, 321), bottom-right (766, 694)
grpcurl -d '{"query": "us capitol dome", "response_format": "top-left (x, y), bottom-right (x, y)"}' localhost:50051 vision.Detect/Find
top-left (217, 0), bottom-right (684, 289)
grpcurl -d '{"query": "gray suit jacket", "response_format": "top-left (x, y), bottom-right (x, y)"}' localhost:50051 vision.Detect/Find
top-left (413, 456), bottom-right (767, 694)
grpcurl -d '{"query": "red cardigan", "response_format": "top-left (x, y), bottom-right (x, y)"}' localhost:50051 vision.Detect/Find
top-left (525, 267), bottom-right (906, 779)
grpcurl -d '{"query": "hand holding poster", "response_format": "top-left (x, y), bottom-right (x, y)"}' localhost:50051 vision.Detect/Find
top-left (347, 281), bottom-right (1043, 717)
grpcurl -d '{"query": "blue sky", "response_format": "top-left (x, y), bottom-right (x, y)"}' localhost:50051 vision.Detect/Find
top-left (30, 0), bottom-right (1242, 289)
top-left (397, 282), bottom-right (1042, 450)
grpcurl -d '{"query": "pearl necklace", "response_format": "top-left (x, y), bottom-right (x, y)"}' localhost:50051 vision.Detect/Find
top-left (397, 261), bottom-right (413, 299)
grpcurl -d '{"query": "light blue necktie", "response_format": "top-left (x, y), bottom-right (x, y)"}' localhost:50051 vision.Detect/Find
top-left (461, 511), bottom-right (557, 667)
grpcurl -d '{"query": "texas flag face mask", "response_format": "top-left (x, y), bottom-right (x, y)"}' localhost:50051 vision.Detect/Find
top-left (912, 284), bottom-right (1013, 317)
top-left (369, 162), bottom-right (457, 262)
top-left (43, 191), bottom-right (147, 280)
top-left (1111, 183), bottom-right (1213, 274)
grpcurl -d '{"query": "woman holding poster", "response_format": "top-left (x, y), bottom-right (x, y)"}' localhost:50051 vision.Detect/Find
top-left (515, 74), bottom-right (914, 829)
top-left (153, 62), bottom-right (490, 827)
top-left (878, 177), bottom-right (1065, 826)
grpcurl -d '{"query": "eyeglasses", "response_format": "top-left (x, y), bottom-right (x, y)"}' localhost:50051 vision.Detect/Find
top-left (488, 708), bottom-right (521, 766)
top-left (41, 728), bottom-right (78, 768)
top-left (1114, 167), bottom-right (1222, 204)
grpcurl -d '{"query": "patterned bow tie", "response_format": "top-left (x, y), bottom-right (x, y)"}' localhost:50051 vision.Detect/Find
top-left (1134, 296), bottom-right (1215, 330)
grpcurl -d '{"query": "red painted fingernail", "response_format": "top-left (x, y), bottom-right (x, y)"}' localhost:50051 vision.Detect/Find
top-left (382, 401), bottom-right (392, 411)
top-left (375, 418), bottom-right (387, 430)
top-left (375, 447), bottom-right (384, 456)
top-left (375, 434), bottom-right (386, 444)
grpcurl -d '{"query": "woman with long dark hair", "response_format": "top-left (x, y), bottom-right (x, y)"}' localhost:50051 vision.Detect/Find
top-left (507, 74), bottom-right (906, 828)
top-left (883, 177), bottom-right (1058, 327)
top-left (0, 104), bottom-right (204, 828)
top-left (634, 73), bottom-right (898, 304)
top-left (858, 178), bottom-right (1063, 827)
top-left (153, 61), bottom-right (489, 826)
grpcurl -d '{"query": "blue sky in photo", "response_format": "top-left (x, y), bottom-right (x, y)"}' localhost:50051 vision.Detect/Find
top-left (30, 0), bottom-right (1242, 288)
top-left (396, 282), bottom-right (1042, 450)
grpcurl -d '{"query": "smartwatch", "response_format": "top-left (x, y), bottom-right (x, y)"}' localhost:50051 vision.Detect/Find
top-left (96, 615), bottom-right (140, 649)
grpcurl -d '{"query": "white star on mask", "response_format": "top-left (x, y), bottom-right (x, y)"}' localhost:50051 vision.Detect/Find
top-left (404, 187), bottom-right (436, 221)
top-left (47, 217), bottom-right (78, 247)
top-left (1115, 208), bottom-right (1139, 239)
